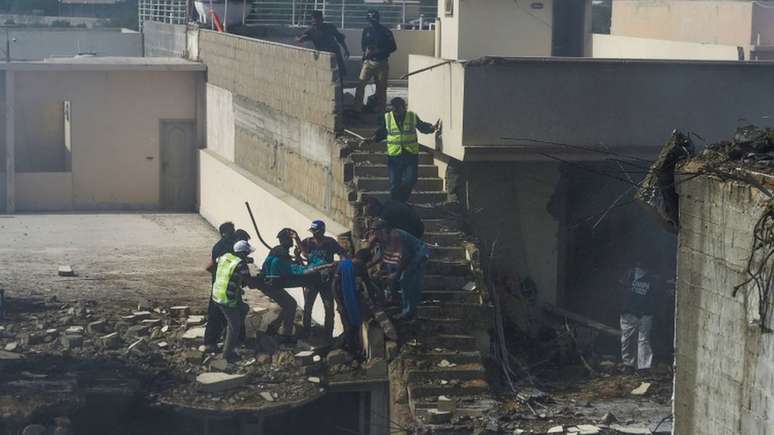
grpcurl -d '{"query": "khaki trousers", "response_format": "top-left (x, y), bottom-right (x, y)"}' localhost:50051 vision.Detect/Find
top-left (354, 60), bottom-right (389, 112)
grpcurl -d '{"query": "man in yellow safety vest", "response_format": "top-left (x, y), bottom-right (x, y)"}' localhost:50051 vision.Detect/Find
top-left (372, 97), bottom-right (439, 202)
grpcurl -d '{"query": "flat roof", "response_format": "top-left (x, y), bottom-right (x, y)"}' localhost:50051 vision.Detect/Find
top-left (0, 56), bottom-right (206, 72)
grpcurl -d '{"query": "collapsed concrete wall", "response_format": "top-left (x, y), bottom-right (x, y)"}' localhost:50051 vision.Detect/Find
top-left (196, 29), bottom-right (353, 228)
top-left (674, 167), bottom-right (774, 435)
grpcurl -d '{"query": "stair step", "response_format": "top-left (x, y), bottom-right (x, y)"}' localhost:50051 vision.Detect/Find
top-left (406, 350), bottom-right (483, 366)
top-left (423, 232), bottom-right (463, 245)
top-left (421, 290), bottom-right (480, 304)
top-left (413, 203), bottom-right (461, 220)
top-left (422, 334), bottom-right (478, 350)
top-left (426, 259), bottom-right (469, 275)
top-left (408, 379), bottom-right (490, 400)
top-left (350, 152), bottom-right (434, 165)
top-left (423, 220), bottom-right (458, 233)
top-left (406, 363), bottom-right (486, 383)
top-left (423, 274), bottom-right (469, 291)
top-left (411, 317), bottom-right (471, 335)
top-left (417, 303), bottom-right (492, 321)
top-left (356, 177), bottom-right (443, 192)
top-left (358, 190), bottom-right (447, 205)
top-left (353, 164), bottom-right (439, 178)
top-left (428, 245), bottom-right (465, 261)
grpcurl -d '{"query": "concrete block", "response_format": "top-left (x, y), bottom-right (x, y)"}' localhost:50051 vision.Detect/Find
top-left (126, 325), bottom-right (150, 339)
top-left (196, 372), bottom-right (247, 392)
top-left (58, 265), bottom-right (75, 276)
top-left (65, 326), bottom-right (84, 335)
top-left (61, 334), bottom-right (83, 349)
top-left (182, 326), bottom-right (206, 342)
top-left (170, 306), bottom-right (190, 318)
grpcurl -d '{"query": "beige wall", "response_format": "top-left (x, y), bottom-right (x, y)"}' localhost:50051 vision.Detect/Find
top-left (408, 55), bottom-right (466, 160)
top-left (592, 33), bottom-right (741, 60)
top-left (14, 69), bottom-right (200, 210)
top-left (612, 0), bottom-right (754, 54)
top-left (752, 2), bottom-right (774, 46)
top-left (206, 83), bottom-right (235, 162)
top-left (438, 0), bottom-right (553, 60)
top-left (16, 172), bottom-right (73, 211)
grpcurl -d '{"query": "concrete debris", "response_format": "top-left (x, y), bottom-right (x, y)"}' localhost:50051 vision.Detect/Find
top-left (161, 325), bottom-right (169, 333)
top-left (462, 281), bottom-right (477, 291)
top-left (183, 349), bottom-right (204, 364)
top-left (600, 413), bottom-right (618, 425)
top-left (126, 325), bottom-right (150, 338)
top-left (132, 311), bottom-right (152, 320)
top-left (4, 341), bottom-right (19, 352)
top-left (272, 350), bottom-right (294, 368)
top-left (60, 334), bottom-right (83, 349)
top-left (182, 326), bottom-right (206, 342)
top-left (631, 382), bottom-right (652, 396)
top-left (21, 332), bottom-right (44, 346)
top-left (437, 395), bottom-right (455, 412)
top-left (307, 376), bottom-right (321, 384)
top-left (256, 354), bottom-right (272, 365)
top-left (196, 372), bottom-right (247, 393)
top-left (299, 362), bottom-right (326, 376)
top-left (87, 320), bottom-right (106, 334)
top-left (22, 424), bottom-right (47, 435)
top-left (576, 425), bottom-right (601, 434)
top-left (186, 315), bottom-right (205, 326)
top-left (64, 326), bottom-right (84, 335)
top-left (364, 358), bottom-right (387, 377)
top-left (426, 409), bottom-right (452, 424)
top-left (210, 358), bottom-right (229, 371)
top-left (120, 315), bottom-right (137, 324)
top-left (141, 319), bottom-right (161, 326)
top-left (170, 306), bottom-right (190, 318)
top-left (610, 426), bottom-right (652, 434)
top-left (127, 338), bottom-right (146, 354)
top-left (157, 341), bottom-right (169, 349)
top-left (326, 349), bottom-right (352, 366)
top-left (259, 391), bottom-right (275, 402)
top-left (57, 266), bottom-right (75, 277)
top-left (514, 430), bottom-right (526, 434)
top-left (437, 359), bottom-right (457, 368)
top-left (547, 426), bottom-right (564, 433)
top-left (0, 350), bottom-right (23, 360)
top-left (100, 332), bottom-right (121, 349)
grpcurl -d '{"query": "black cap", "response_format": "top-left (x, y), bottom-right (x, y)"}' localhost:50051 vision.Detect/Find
top-left (277, 228), bottom-right (295, 239)
top-left (366, 9), bottom-right (379, 21)
top-left (311, 10), bottom-right (323, 18)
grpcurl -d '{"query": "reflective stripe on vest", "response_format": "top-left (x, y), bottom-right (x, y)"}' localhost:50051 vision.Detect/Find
top-left (211, 252), bottom-right (242, 307)
top-left (386, 111), bottom-right (419, 156)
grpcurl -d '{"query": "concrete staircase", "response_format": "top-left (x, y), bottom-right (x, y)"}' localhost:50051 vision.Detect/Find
top-left (349, 141), bottom-right (495, 431)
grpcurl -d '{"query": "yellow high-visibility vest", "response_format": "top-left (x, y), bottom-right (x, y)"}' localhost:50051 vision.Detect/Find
top-left (386, 111), bottom-right (419, 156)
top-left (211, 253), bottom-right (242, 307)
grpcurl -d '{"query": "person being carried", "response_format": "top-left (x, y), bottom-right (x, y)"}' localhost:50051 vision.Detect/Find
top-left (294, 220), bottom-right (349, 341)
top-left (364, 196), bottom-right (424, 239)
top-left (372, 97), bottom-right (439, 203)
top-left (372, 219), bottom-right (430, 320)
top-left (332, 249), bottom-right (397, 356)
top-left (210, 240), bottom-right (262, 362)
top-left (619, 260), bottom-right (660, 375)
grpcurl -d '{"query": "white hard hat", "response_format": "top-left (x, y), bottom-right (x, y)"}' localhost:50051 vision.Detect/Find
top-left (233, 240), bottom-right (255, 254)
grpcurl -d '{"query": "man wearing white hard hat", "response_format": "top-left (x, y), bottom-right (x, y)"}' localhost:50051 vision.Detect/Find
top-left (211, 239), bottom-right (259, 361)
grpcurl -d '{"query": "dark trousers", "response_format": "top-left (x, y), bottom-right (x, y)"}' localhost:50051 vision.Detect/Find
top-left (205, 298), bottom-right (245, 346)
top-left (217, 301), bottom-right (248, 360)
top-left (261, 286), bottom-right (298, 336)
top-left (388, 153), bottom-right (419, 202)
top-left (303, 282), bottom-right (335, 339)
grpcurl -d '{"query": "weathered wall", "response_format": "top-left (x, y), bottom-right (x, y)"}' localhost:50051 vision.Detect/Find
top-left (16, 172), bottom-right (74, 211)
top-left (143, 21), bottom-right (187, 57)
top-left (592, 33), bottom-right (741, 60)
top-left (611, 0), bottom-right (754, 54)
top-left (752, 2), bottom-right (774, 46)
top-left (14, 69), bottom-right (200, 210)
top-left (197, 30), bottom-right (352, 227)
top-left (675, 169), bottom-right (774, 435)
top-left (0, 29), bottom-right (142, 61)
top-left (410, 55), bottom-right (774, 161)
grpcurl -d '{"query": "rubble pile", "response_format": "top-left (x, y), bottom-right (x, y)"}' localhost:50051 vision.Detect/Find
top-left (702, 125), bottom-right (774, 164)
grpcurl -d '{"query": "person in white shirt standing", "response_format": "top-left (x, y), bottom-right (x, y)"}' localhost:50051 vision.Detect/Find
top-left (620, 260), bottom-right (659, 375)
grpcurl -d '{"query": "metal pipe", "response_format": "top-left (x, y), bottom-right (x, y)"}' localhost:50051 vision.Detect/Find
top-left (224, 0), bottom-right (229, 32)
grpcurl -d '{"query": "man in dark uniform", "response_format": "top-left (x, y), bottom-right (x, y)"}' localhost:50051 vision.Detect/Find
top-left (204, 222), bottom-right (235, 352)
top-left (297, 10), bottom-right (350, 90)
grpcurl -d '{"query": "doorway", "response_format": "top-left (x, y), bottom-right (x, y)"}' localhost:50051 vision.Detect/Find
top-left (160, 120), bottom-right (196, 211)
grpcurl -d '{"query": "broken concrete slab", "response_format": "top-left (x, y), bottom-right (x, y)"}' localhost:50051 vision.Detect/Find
top-left (259, 391), bottom-right (275, 402)
top-left (57, 266), bottom-right (75, 277)
top-left (183, 349), bottom-right (204, 364)
top-left (547, 426), bottom-right (564, 434)
top-left (0, 350), bottom-right (23, 360)
top-left (157, 341), bottom-right (169, 349)
top-left (576, 425), bottom-right (601, 434)
top-left (182, 326), bottom-right (205, 342)
top-left (294, 350), bottom-right (316, 366)
top-left (631, 382), bottom-right (652, 395)
top-left (307, 376), bottom-right (321, 384)
top-left (132, 311), bottom-right (152, 320)
top-left (87, 320), bottom-right (106, 334)
top-left (4, 342), bottom-right (19, 352)
top-left (186, 315), bottom-right (205, 326)
top-left (210, 358), bottom-right (229, 371)
top-left (170, 306), bottom-right (190, 318)
top-left (426, 409), bottom-right (452, 424)
top-left (64, 326), bottom-right (84, 335)
top-left (141, 319), bottom-right (161, 327)
top-left (610, 426), bottom-right (652, 434)
top-left (196, 372), bottom-right (247, 393)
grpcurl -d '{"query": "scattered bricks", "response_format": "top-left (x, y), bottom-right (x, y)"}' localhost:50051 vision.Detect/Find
top-left (132, 311), bottom-right (152, 320)
top-left (57, 265), bottom-right (75, 277)
top-left (100, 332), bottom-right (121, 349)
top-left (170, 306), bottom-right (190, 318)
top-left (65, 326), bottom-right (84, 335)
top-left (326, 349), bottom-right (352, 366)
top-left (294, 350), bottom-right (316, 366)
top-left (126, 325), bottom-right (150, 339)
top-left (4, 342), bottom-right (18, 352)
top-left (183, 349), bottom-right (204, 364)
top-left (87, 320), bottom-right (107, 334)
top-left (259, 391), bottom-right (275, 402)
top-left (196, 372), bottom-right (247, 393)
top-left (210, 358), bottom-right (229, 371)
top-left (437, 396), bottom-right (456, 413)
top-left (426, 409), bottom-right (452, 425)
top-left (61, 335), bottom-right (83, 350)
top-left (186, 315), bottom-right (205, 326)
top-left (20, 333), bottom-right (44, 346)
top-left (141, 319), bottom-right (161, 327)
top-left (182, 326), bottom-right (206, 343)
top-left (364, 358), bottom-right (387, 378)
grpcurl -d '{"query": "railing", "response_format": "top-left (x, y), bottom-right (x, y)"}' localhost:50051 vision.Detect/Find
top-left (138, 0), bottom-right (189, 30)
top-left (242, 0), bottom-right (437, 29)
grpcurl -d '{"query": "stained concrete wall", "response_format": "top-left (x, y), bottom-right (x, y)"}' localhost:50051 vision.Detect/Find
top-left (611, 0), bottom-right (754, 54)
top-left (143, 21), bottom-right (188, 57)
top-left (197, 30), bottom-right (353, 228)
top-left (410, 55), bottom-right (774, 161)
top-left (592, 33), bottom-right (741, 60)
top-left (0, 29), bottom-right (142, 61)
top-left (13, 69), bottom-right (201, 210)
top-left (674, 169), bottom-right (774, 435)
top-left (16, 172), bottom-right (74, 211)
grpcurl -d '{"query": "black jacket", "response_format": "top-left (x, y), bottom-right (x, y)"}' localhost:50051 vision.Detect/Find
top-left (361, 23), bottom-right (397, 61)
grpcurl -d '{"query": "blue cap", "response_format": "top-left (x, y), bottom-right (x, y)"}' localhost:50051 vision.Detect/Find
top-left (309, 220), bottom-right (326, 233)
